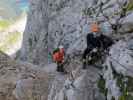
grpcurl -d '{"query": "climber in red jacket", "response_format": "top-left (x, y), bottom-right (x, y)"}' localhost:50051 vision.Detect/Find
top-left (53, 45), bottom-right (65, 72)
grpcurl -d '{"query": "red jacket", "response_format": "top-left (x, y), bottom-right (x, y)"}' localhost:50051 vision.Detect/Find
top-left (53, 48), bottom-right (64, 62)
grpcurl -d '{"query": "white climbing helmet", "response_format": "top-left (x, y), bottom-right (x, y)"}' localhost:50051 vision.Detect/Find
top-left (59, 45), bottom-right (63, 49)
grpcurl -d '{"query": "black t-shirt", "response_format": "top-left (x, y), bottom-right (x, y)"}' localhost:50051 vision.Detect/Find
top-left (86, 34), bottom-right (101, 49)
top-left (86, 33), bottom-right (113, 50)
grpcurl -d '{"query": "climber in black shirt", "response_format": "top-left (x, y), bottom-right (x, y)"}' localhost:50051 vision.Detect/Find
top-left (82, 22), bottom-right (114, 69)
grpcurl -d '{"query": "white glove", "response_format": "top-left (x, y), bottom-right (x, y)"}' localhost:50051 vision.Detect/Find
top-left (92, 48), bottom-right (98, 53)
top-left (88, 56), bottom-right (92, 61)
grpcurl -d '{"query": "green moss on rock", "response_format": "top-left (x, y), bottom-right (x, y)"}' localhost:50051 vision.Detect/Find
top-left (112, 69), bottom-right (133, 100)
top-left (111, 66), bottom-right (133, 100)
top-left (119, 94), bottom-right (133, 100)
top-left (97, 76), bottom-right (107, 97)
top-left (111, 96), bottom-right (115, 100)
top-left (126, 1), bottom-right (133, 11)
top-left (28, 38), bottom-right (32, 48)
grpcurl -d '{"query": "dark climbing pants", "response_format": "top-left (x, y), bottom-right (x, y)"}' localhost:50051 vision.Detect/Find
top-left (82, 47), bottom-right (101, 69)
top-left (82, 47), bottom-right (92, 69)
top-left (57, 62), bottom-right (64, 72)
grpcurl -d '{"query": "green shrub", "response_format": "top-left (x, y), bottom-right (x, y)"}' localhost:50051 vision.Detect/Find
top-left (126, 1), bottom-right (133, 11)
top-left (0, 20), bottom-right (11, 30)
top-left (0, 31), bottom-right (21, 52)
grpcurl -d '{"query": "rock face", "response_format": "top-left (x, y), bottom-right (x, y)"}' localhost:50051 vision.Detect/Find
top-left (48, 60), bottom-right (104, 100)
top-left (20, 0), bottom-right (50, 65)
top-left (0, 51), bottom-right (52, 100)
top-left (109, 40), bottom-right (133, 76)
top-left (20, 0), bottom-right (102, 65)
top-left (0, 51), bottom-right (104, 100)
top-left (102, 39), bottom-right (133, 100)
top-left (15, 0), bottom-right (133, 100)
top-left (2, 38), bottom-right (133, 100)
top-left (20, 0), bottom-right (132, 66)
top-left (120, 13), bottom-right (133, 34)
